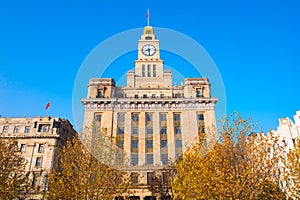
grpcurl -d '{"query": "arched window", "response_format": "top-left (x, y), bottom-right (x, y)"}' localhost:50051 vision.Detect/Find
top-left (196, 90), bottom-right (201, 98)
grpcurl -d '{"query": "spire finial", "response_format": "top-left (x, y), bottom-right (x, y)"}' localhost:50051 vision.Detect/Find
top-left (146, 8), bottom-right (150, 26)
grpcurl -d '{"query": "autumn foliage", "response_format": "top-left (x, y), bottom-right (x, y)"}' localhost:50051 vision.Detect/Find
top-left (171, 112), bottom-right (286, 199)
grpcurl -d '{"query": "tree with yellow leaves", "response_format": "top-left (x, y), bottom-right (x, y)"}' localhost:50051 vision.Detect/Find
top-left (0, 139), bottom-right (29, 199)
top-left (284, 138), bottom-right (300, 199)
top-left (171, 112), bottom-right (286, 199)
top-left (46, 133), bottom-right (129, 199)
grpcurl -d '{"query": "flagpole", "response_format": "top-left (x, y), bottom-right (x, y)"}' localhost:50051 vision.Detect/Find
top-left (147, 8), bottom-right (150, 26)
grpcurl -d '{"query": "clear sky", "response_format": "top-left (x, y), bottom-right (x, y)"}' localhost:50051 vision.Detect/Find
top-left (0, 0), bottom-right (299, 131)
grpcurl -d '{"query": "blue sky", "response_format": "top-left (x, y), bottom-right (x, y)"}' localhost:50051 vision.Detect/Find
top-left (0, 0), bottom-right (299, 131)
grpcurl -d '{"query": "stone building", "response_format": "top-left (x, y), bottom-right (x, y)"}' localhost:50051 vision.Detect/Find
top-left (0, 116), bottom-right (76, 199)
top-left (82, 26), bottom-right (218, 199)
top-left (275, 110), bottom-right (300, 150)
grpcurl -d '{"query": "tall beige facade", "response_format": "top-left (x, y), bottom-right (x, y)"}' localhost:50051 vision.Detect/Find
top-left (82, 26), bottom-right (218, 199)
top-left (0, 116), bottom-right (76, 199)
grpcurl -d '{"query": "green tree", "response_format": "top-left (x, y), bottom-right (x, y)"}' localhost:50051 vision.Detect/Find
top-left (0, 139), bottom-right (29, 199)
top-left (171, 112), bottom-right (286, 199)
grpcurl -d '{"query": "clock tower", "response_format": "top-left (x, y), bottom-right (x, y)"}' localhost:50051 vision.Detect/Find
top-left (127, 26), bottom-right (172, 88)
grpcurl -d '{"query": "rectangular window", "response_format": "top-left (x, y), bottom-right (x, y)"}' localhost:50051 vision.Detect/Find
top-left (131, 140), bottom-right (138, 149)
top-left (132, 127), bottom-right (139, 135)
top-left (161, 140), bottom-right (168, 148)
top-left (95, 114), bottom-right (102, 122)
top-left (32, 173), bottom-right (40, 187)
top-left (2, 126), bottom-right (8, 133)
top-left (160, 128), bottom-right (167, 134)
top-left (146, 140), bottom-right (153, 148)
top-left (160, 114), bottom-right (167, 121)
top-left (146, 113), bottom-right (153, 122)
top-left (38, 124), bottom-right (50, 132)
top-left (146, 127), bottom-right (153, 134)
top-left (132, 114), bottom-right (139, 122)
top-left (117, 127), bottom-right (125, 134)
top-left (151, 94), bottom-right (156, 98)
top-left (142, 65), bottom-right (145, 77)
top-left (24, 126), bottom-right (30, 133)
top-left (35, 157), bottom-right (42, 167)
top-left (131, 172), bottom-right (139, 184)
top-left (198, 127), bottom-right (205, 133)
top-left (118, 140), bottom-right (124, 149)
top-left (198, 114), bottom-right (204, 121)
top-left (162, 172), bottom-right (170, 184)
top-left (13, 126), bottom-right (20, 133)
top-left (38, 144), bottom-right (44, 153)
top-left (146, 154), bottom-right (154, 165)
top-left (134, 94), bottom-right (139, 99)
top-left (131, 154), bottom-right (138, 166)
top-left (147, 64), bottom-right (151, 77)
top-left (143, 94), bottom-right (148, 98)
top-left (118, 113), bottom-right (125, 121)
top-left (176, 140), bottom-right (182, 148)
top-left (174, 114), bottom-right (181, 121)
top-left (20, 144), bottom-right (26, 153)
top-left (147, 172), bottom-right (154, 184)
top-left (161, 154), bottom-right (168, 165)
top-left (175, 126), bottom-right (181, 134)
top-left (160, 94), bottom-right (165, 98)
top-left (153, 64), bottom-right (156, 77)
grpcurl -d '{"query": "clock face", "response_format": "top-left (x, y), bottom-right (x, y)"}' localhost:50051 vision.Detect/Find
top-left (142, 44), bottom-right (156, 56)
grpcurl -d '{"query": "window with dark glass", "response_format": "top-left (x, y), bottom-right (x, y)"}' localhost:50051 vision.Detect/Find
top-left (151, 94), bottom-right (156, 98)
top-left (38, 144), bottom-right (44, 153)
top-left (160, 114), bottom-right (167, 121)
top-left (134, 94), bottom-right (139, 99)
top-left (161, 154), bottom-right (168, 165)
top-left (161, 140), bottom-right (168, 148)
top-left (132, 127), bottom-right (139, 135)
top-left (97, 90), bottom-right (103, 98)
top-left (38, 124), bottom-right (50, 132)
top-left (174, 114), bottom-right (181, 121)
top-left (142, 65), bottom-right (145, 77)
top-left (35, 157), bottom-right (42, 167)
top-left (198, 114), bottom-right (204, 121)
top-left (147, 172), bottom-right (154, 184)
top-left (131, 155), bottom-right (138, 166)
top-left (143, 94), bottom-right (148, 98)
top-left (146, 113), bottom-right (152, 122)
top-left (131, 140), bottom-right (138, 148)
top-left (175, 126), bottom-right (181, 134)
top-left (20, 144), bottom-right (26, 153)
top-left (147, 64), bottom-right (151, 77)
top-left (24, 126), bottom-right (30, 133)
top-left (95, 114), bottom-right (102, 122)
top-left (2, 126), bottom-right (8, 133)
top-left (160, 94), bottom-right (165, 98)
top-left (196, 90), bottom-right (201, 98)
top-left (32, 173), bottom-right (40, 186)
top-left (146, 140), bottom-right (153, 148)
top-left (13, 126), bottom-right (19, 133)
top-left (117, 127), bottom-right (124, 134)
top-left (146, 154), bottom-right (154, 165)
top-left (131, 172), bottom-right (139, 184)
top-left (153, 64), bottom-right (156, 77)
top-left (176, 140), bottom-right (182, 148)
top-left (118, 140), bottom-right (124, 149)
top-left (160, 128), bottom-right (167, 134)
top-left (132, 114), bottom-right (139, 122)
top-left (118, 113), bottom-right (125, 121)
top-left (146, 127), bottom-right (153, 134)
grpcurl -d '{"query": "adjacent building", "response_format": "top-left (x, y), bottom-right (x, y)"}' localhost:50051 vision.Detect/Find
top-left (273, 110), bottom-right (300, 150)
top-left (0, 116), bottom-right (76, 199)
top-left (82, 26), bottom-right (218, 199)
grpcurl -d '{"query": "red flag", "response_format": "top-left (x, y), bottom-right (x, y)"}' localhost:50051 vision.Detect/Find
top-left (45, 102), bottom-right (50, 110)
